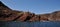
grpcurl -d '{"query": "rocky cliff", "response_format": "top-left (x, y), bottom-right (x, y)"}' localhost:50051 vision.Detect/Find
top-left (0, 1), bottom-right (60, 22)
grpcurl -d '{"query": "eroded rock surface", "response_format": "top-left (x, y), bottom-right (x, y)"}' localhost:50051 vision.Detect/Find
top-left (0, 1), bottom-right (60, 22)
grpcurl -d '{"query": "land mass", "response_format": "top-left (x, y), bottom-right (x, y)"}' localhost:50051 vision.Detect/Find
top-left (0, 1), bottom-right (60, 22)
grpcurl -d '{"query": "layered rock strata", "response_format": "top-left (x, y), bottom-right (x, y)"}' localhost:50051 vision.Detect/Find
top-left (0, 1), bottom-right (60, 22)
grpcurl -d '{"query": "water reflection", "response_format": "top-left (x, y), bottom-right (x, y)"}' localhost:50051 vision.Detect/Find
top-left (0, 21), bottom-right (60, 27)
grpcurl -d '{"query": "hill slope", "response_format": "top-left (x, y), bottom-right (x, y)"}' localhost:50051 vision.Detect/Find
top-left (0, 1), bottom-right (60, 22)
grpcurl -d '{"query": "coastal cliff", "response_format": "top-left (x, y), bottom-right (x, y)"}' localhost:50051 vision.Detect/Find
top-left (0, 1), bottom-right (60, 22)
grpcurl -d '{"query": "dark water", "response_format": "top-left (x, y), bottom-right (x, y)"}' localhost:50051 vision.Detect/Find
top-left (0, 21), bottom-right (60, 27)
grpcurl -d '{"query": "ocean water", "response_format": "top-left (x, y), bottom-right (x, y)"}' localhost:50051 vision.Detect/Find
top-left (0, 21), bottom-right (60, 27)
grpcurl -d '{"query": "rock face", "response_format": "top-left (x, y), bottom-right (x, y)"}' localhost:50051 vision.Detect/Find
top-left (48, 11), bottom-right (60, 21)
top-left (0, 1), bottom-right (60, 22)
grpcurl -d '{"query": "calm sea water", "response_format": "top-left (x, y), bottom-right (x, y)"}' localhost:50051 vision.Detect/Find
top-left (0, 21), bottom-right (60, 27)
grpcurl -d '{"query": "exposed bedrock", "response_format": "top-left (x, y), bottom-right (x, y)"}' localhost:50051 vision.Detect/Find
top-left (0, 1), bottom-right (60, 22)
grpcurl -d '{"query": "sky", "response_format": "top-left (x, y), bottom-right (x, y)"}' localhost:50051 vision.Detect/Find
top-left (0, 0), bottom-right (60, 14)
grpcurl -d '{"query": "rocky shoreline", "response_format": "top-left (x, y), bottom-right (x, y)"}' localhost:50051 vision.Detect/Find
top-left (0, 1), bottom-right (60, 22)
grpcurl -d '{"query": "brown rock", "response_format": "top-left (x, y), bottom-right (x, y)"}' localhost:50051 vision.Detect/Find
top-left (0, 1), bottom-right (60, 22)
top-left (48, 11), bottom-right (60, 21)
top-left (16, 12), bottom-right (35, 21)
top-left (29, 15), bottom-right (40, 22)
top-left (40, 14), bottom-right (50, 21)
top-left (0, 1), bottom-right (12, 17)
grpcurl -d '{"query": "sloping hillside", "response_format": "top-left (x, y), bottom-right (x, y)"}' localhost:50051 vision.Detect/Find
top-left (0, 1), bottom-right (60, 22)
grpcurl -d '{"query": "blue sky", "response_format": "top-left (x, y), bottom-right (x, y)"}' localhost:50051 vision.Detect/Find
top-left (0, 0), bottom-right (60, 14)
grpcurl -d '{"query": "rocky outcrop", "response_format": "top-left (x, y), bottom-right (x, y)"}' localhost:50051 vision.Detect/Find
top-left (0, 1), bottom-right (60, 22)
top-left (48, 11), bottom-right (60, 21)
